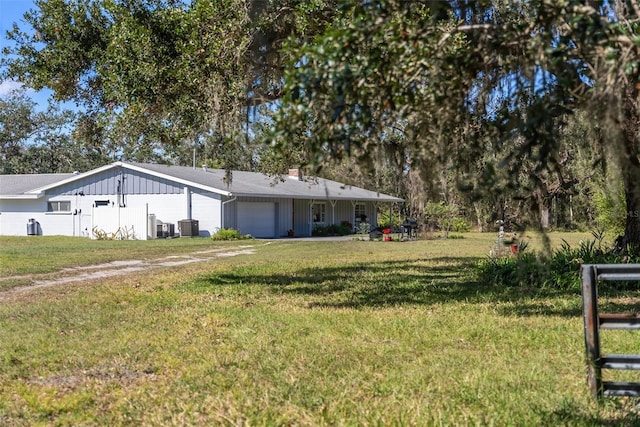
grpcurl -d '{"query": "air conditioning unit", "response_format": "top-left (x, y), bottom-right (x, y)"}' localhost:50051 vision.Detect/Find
top-left (157, 222), bottom-right (174, 238)
top-left (178, 219), bottom-right (199, 237)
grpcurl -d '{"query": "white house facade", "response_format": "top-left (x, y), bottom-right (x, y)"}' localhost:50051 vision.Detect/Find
top-left (0, 162), bottom-right (403, 239)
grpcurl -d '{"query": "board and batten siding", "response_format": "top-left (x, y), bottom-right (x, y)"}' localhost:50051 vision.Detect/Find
top-left (276, 198), bottom-right (292, 237)
top-left (222, 197), bottom-right (237, 231)
top-left (292, 199), bottom-right (309, 236)
top-left (52, 167), bottom-right (183, 197)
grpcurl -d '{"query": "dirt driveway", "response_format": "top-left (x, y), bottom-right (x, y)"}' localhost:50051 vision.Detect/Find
top-left (0, 244), bottom-right (262, 301)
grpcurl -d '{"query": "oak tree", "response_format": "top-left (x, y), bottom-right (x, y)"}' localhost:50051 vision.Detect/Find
top-left (272, 0), bottom-right (640, 249)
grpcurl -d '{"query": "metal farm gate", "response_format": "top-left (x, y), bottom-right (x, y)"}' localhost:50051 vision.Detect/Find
top-left (581, 264), bottom-right (640, 400)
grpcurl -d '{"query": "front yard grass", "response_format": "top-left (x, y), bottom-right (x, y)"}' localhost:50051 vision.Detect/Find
top-left (0, 232), bottom-right (638, 425)
top-left (0, 235), bottom-right (238, 276)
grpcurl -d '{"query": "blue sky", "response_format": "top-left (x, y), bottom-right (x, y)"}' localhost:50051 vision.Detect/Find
top-left (0, 0), bottom-right (56, 108)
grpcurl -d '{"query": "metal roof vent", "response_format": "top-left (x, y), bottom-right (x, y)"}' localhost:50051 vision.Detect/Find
top-left (202, 165), bottom-right (208, 172)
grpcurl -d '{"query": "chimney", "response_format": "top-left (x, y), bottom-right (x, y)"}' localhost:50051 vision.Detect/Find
top-left (288, 168), bottom-right (302, 180)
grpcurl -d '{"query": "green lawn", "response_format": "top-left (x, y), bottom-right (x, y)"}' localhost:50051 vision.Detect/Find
top-left (0, 232), bottom-right (638, 425)
top-left (0, 235), bottom-right (235, 276)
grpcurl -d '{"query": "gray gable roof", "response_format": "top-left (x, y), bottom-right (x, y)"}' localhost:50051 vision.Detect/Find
top-left (129, 163), bottom-right (403, 202)
top-left (0, 162), bottom-right (404, 203)
top-left (0, 173), bottom-right (76, 198)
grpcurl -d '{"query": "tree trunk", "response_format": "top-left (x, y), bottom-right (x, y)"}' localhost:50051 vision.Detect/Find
top-left (623, 173), bottom-right (640, 253)
top-left (540, 205), bottom-right (549, 229)
top-left (569, 195), bottom-right (573, 227)
top-left (473, 202), bottom-right (484, 231)
top-left (534, 188), bottom-right (551, 229)
top-left (618, 85), bottom-right (640, 253)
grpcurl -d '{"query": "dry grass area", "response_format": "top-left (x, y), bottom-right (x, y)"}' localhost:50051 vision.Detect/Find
top-left (1, 232), bottom-right (639, 425)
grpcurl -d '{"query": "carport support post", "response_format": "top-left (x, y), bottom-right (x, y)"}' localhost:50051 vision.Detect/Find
top-left (309, 199), bottom-right (314, 236)
top-left (581, 264), bottom-right (602, 400)
top-left (351, 200), bottom-right (357, 230)
top-left (221, 197), bottom-right (237, 230)
top-left (330, 200), bottom-right (336, 225)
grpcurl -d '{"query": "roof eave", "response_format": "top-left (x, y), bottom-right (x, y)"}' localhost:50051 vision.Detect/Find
top-left (230, 192), bottom-right (403, 202)
top-left (0, 193), bottom-right (44, 200)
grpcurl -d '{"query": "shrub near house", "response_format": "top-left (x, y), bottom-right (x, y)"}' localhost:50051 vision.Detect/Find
top-left (210, 228), bottom-right (252, 241)
top-left (312, 221), bottom-right (353, 236)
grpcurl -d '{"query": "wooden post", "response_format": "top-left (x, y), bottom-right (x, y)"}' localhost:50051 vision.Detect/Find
top-left (581, 264), bottom-right (602, 399)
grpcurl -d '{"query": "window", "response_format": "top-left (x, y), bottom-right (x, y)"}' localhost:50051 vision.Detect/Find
top-left (312, 203), bottom-right (326, 223)
top-left (355, 203), bottom-right (367, 223)
top-left (47, 201), bottom-right (71, 212)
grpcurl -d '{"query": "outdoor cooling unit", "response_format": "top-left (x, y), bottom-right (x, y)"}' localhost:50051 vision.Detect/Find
top-left (178, 219), bottom-right (199, 237)
top-left (157, 222), bottom-right (174, 238)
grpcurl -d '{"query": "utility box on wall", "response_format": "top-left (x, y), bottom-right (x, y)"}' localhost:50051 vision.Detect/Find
top-left (178, 219), bottom-right (199, 237)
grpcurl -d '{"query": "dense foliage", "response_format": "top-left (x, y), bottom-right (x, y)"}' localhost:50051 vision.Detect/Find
top-left (210, 227), bottom-right (253, 241)
top-left (477, 231), bottom-right (640, 291)
top-left (2, 0), bottom-right (337, 169)
top-left (0, 90), bottom-right (110, 173)
top-left (311, 222), bottom-right (352, 237)
top-left (272, 0), bottom-right (640, 249)
top-left (2, 0), bottom-right (639, 245)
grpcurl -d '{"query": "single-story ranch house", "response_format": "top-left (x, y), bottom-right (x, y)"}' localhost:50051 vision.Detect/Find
top-left (0, 162), bottom-right (403, 239)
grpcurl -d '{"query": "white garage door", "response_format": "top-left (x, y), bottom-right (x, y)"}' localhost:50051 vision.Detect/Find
top-left (237, 202), bottom-right (276, 238)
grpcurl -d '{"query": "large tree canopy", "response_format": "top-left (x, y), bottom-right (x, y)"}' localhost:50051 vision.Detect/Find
top-left (2, 0), bottom-right (639, 245)
top-left (2, 0), bottom-right (337, 168)
top-left (0, 90), bottom-right (109, 173)
top-left (272, 0), bottom-right (640, 249)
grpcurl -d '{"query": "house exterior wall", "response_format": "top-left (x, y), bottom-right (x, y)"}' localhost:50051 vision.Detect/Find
top-left (91, 204), bottom-right (150, 240)
top-left (0, 164), bottom-right (394, 238)
top-left (0, 199), bottom-right (76, 236)
top-left (191, 189), bottom-right (222, 237)
top-left (277, 199), bottom-right (291, 237)
top-left (0, 194), bottom-right (191, 238)
top-left (293, 199), bottom-right (310, 236)
top-left (226, 196), bottom-right (292, 237)
top-left (292, 199), bottom-right (379, 236)
top-left (0, 167), bottom-right (224, 238)
top-left (38, 167), bottom-right (189, 237)
top-left (222, 197), bottom-right (237, 231)
top-left (71, 192), bottom-right (219, 238)
top-left (0, 192), bottom-right (382, 238)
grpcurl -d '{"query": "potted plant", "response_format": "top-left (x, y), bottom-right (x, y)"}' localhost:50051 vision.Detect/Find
top-left (382, 227), bottom-right (392, 241)
top-left (505, 232), bottom-right (518, 254)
